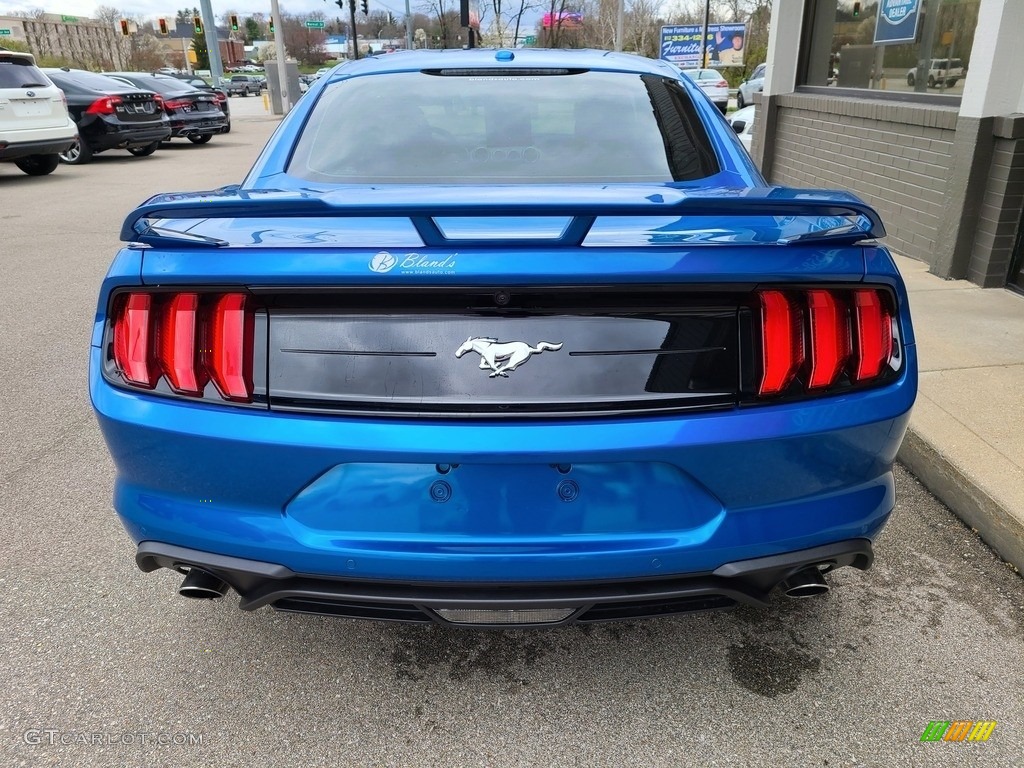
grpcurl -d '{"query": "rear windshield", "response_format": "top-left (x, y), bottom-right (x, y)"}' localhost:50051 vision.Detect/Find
top-left (49, 70), bottom-right (144, 93)
top-left (111, 74), bottom-right (195, 93)
top-left (287, 70), bottom-right (719, 184)
top-left (0, 58), bottom-right (49, 89)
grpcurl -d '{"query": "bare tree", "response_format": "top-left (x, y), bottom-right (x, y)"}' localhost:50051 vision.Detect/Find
top-left (420, 0), bottom-right (459, 47)
top-left (483, 0), bottom-right (542, 47)
top-left (626, 0), bottom-right (663, 57)
top-left (8, 8), bottom-right (47, 19)
top-left (282, 11), bottom-right (328, 64)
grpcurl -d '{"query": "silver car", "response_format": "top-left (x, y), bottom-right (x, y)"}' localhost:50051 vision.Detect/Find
top-left (679, 68), bottom-right (729, 113)
top-left (737, 62), bottom-right (765, 109)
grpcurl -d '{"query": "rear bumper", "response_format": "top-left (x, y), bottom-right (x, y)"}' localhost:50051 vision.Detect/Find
top-left (91, 339), bottom-right (916, 585)
top-left (86, 124), bottom-right (171, 151)
top-left (0, 133), bottom-right (77, 161)
top-left (138, 538), bottom-right (874, 626)
top-left (167, 116), bottom-right (227, 137)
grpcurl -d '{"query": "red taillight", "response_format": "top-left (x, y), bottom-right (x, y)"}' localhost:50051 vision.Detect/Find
top-left (159, 293), bottom-right (207, 395)
top-left (153, 94), bottom-right (164, 110)
top-left (806, 290), bottom-right (850, 390)
top-left (759, 290), bottom-right (804, 396)
top-left (716, 80), bottom-right (728, 88)
top-left (207, 294), bottom-right (254, 402)
top-left (109, 291), bottom-right (253, 402)
top-left (851, 289), bottom-right (893, 381)
top-left (113, 293), bottom-right (157, 388)
top-left (85, 95), bottom-right (123, 115)
top-left (757, 287), bottom-right (894, 398)
top-left (162, 98), bottom-right (190, 110)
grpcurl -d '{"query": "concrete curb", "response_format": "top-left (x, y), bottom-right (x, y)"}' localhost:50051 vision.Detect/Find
top-left (899, 427), bottom-right (1024, 573)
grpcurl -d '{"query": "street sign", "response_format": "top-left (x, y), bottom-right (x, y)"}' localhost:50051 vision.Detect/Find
top-left (305, 20), bottom-right (326, 28)
top-left (523, 35), bottom-right (536, 44)
top-left (61, 15), bottom-right (78, 22)
top-left (874, 0), bottom-right (921, 45)
top-left (0, 29), bottom-right (11, 36)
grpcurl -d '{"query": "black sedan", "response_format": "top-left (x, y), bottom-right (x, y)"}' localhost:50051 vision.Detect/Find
top-left (103, 72), bottom-right (227, 144)
top-left (43, 68), bottom-right (170, 164)
top-left (151, 72), bottom-right (231, 133)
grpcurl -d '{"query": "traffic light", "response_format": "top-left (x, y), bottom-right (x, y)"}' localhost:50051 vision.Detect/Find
top-left (158, 18), bottom-right (169, 35)
top-left (269, 18), bottom-right (275, 34)
top-left (852, 1), bottom-right (861, 16)
top-left (230, 14), bottom-right (239, 31)
top-left (193, 15), bottom-right (203, 34)
top-left (361, 0), bottom-right (368, 14)
top-left (119, 19), bottom-right (130, 36)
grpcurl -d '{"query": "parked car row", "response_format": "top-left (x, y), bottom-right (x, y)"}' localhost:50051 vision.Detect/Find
top-left (1, 50), bottom-right (230, 175)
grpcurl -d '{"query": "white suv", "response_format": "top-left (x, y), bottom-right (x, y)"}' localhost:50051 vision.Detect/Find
top-left (0, 48), bottom-right (77, 176)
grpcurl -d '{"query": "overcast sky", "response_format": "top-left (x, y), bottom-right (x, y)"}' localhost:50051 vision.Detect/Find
top-left (4, 1), bottom-right (424, 24)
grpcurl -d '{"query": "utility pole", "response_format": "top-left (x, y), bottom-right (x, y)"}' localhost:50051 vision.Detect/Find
top-left (199, 0), bottom-right (224, 86)
top-left (269, 0), bottom-right (290, 112)
top-left (615, 0), bottom-right (624, 52)
top-left (404, 0), bottom-right (413, 51)
top-left (459, 0), bottom-right (475, 48)
top-left (701, 0), bottom-right (711, 67)
top-left (335, 0), bottom-right (360, 59)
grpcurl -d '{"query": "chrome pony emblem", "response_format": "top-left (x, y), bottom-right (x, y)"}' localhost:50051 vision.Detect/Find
top-left (455, 337), bottom-right (563, 378)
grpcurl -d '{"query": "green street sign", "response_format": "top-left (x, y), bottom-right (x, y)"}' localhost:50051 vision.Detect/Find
top-left (305, 20), bottom-right (325, 28)
top-left (61, 15), bottom-right (78, 22)
top-left (523, 35), bottom-right (536, 44)
top-left (0, 29), bottom-right (11, 35)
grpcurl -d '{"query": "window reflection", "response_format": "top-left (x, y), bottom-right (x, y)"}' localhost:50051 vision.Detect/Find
top-left (804, 0), bottom-right (979, 97)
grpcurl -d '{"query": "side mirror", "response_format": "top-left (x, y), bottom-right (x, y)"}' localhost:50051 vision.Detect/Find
top-left (731, 120), bottom-right (746, 134)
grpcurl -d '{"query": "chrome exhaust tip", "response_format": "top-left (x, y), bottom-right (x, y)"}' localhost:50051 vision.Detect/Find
top-left (780, 567), bottom-right (830, 598)
top-left (178, 567), bottom-right (229, 599)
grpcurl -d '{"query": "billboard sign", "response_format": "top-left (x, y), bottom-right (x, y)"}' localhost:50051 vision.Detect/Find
top-left (542, 12), bottom-right (583, 29)
top-left (661, 23), bottom-right (747, 68)
top-left (873, 0), bottom-right (921, 45)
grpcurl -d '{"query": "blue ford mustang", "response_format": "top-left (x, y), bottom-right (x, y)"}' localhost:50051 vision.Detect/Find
top-left (90, 49), bottom-right (917, 627)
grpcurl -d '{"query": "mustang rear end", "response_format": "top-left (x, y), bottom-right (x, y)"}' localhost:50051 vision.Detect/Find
top-left (90, 50), bottom-right (916, 628)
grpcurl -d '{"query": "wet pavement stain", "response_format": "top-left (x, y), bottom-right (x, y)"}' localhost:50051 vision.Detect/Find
top-left (727, 639), bottom-right (822, 697)
top-left (389, 626), bottom-right (553, 684)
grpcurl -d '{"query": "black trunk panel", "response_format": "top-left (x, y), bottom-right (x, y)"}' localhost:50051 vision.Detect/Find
top-left (264, 289), bottom-right (744, 417)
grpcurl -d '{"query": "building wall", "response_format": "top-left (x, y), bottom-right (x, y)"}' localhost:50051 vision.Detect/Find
top-left (0, 16), bottom-right (127, 70)
top-left (971, 119), bottom-right (1024, 286)
top-left (765, 93), bottom-right (958, 266)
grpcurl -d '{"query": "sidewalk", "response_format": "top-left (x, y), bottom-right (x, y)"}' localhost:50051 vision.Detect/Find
top-left (894, 254), bottom-right (1024, 572)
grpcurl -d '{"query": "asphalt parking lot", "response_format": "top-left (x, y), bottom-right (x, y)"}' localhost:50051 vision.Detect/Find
top-left (1, 98), bottom-right (1022, 767)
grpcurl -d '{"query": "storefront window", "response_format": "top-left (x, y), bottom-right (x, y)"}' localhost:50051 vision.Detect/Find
top-left (802, 0), bottom-right (980, 97)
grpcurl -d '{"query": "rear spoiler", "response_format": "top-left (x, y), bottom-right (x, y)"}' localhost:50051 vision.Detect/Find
top-left (121, 184), bottom-right (886, 248)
